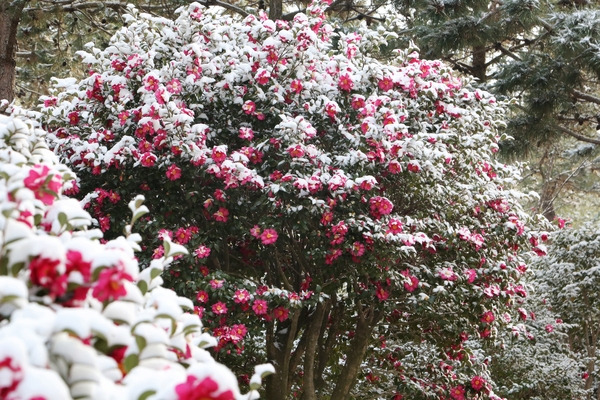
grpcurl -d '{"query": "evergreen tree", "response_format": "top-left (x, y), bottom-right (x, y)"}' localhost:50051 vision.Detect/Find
top-left (393, 0), bottom-right (600, 221)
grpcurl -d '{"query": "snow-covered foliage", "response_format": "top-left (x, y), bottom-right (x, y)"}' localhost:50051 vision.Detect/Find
top-left (0, 110), bottom-right (272, 399)
top-left (40, 2), bottom-right (550, 398)
top-left (531, 222), bottom-right (600, 396)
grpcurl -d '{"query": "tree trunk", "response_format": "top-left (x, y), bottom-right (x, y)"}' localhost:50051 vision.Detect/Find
top-left (330, 305), bottom-right (382, 399)
top-left (265, 309), bottom-right (302, 400)
top-left (472, 45), bottom-right (487, 83)
top-left (269, 0), bottom-right (283, 20)
top-left (0, 0), bottom-right (27, 103)
top-left (300, 301), bottom-right (328, 400)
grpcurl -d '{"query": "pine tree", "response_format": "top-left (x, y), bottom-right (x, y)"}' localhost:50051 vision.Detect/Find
top-left (393, 0), bottom-right (600, 221)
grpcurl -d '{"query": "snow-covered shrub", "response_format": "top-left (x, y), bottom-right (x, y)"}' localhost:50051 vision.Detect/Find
top-left (41, 2), bottom-right (550, 398)
top-left (0, 109), bottom-right (272, 399)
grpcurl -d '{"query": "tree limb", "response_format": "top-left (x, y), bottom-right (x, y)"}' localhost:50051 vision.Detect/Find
top-left (557, 125), bottom-right (600, 145)
top-left (572, 89), bottom-right (600, 106)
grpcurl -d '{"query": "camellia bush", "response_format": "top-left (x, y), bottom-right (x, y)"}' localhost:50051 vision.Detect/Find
top-left (41, 2), bottom-right (551, 398)
top-left (0, 109), bottom-right (272, 399)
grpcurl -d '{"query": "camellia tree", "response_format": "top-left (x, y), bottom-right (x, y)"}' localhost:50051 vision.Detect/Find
top-left (41, 2), bottom-right (550, 398)
top-left (0, 108), bottom-right (273, 399)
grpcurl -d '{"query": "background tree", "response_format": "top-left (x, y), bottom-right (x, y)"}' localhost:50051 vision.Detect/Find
top-left (42, 3), bottom-right (547, 398)
top-left (391, 0), bottom-right (600, 221)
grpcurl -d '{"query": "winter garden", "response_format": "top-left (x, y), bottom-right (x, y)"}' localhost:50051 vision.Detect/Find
top-left (2, 0), bottom-right (600, 398)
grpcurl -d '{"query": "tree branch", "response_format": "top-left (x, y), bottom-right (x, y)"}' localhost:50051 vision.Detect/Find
top-left (572, 89), bottom-right (600, 106)
top-left (557, 125), bottom-right (600, 145)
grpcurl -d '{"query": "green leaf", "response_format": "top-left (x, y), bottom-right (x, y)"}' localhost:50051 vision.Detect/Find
top-left (124, 353), bottom-right (139, 373)
top-left (138, 390), bottom-right (157, 400)
top-left (10, 262), bottom-right (25, 277)
top-left (135, 335), bottom-right (147, 352)
top-left (150, 268), bottom-right (162, 280)
top-left (137, 280), bottom-right (148, 295)
top-left (58, 212), bottom-right (68, 228)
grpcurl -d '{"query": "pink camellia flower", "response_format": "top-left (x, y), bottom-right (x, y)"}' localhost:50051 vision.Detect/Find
top-left (378, 77), bottom-right (394, 91)
top-left (369, 196), bottom-right (393, 218)
top-left (545, 324), bottom-right (554, 333)
top-left (212, 302), bottom-right (228, 315)
top-left (273, 306), bottom-right (289, 322)
top-left (375, 286), bottom-right (389, 302)
top-left (24, 164), bottom-right (62, 205)
top-left (386, 218), bottom-right (403, 234)
top-left (252, 299), bottom-right (268, 315)
top-left (166, 164), bottom-right (182, 181)
top-left (438, 267), bottom-right (457, 281)
top-left (242, 100), bottom-right (256, 115)
top-left (290, 79), bottom-right (303, 94)
top-left (92, 265), bottom-right (133, 302)
top-left (143, 75), bottom-right (159, 91)
top-left (449, 385), bottom-right (465, 400)
top-left (211, 146), bottom-right (227, 164)
top-left (196, 291), bottom-right (209, 303)
top-left (480, 311), bottom-right (495, 324)
top-left (465, 269), bottom-right (477, 283)
top-left (233, 289), bottom-right (251, 303)
top-left (260, 228), bottom-right (278, 245)
top-left (338, 73), bottom-right (354, 91)
top-left (239, 127), bottom-right (254, 140)
top-left (195, 245), bottom-right (211, 259)
top-left (287, 145), bottom-right (305, 158)
top-left (210, 279), bottom-right (224, 289)
top-left (174, 228), bottom-right (192, 245)
top-left (250, 225), bottom-right (262, 238)
top-left (140, 152), bottom-right (157, 167)
top-left (213, 207), bottom-right (229, 222)
top-left (350, 242), bottom-right (365, 257)
top-left (166, 78), bottom-right (182, 94)
top-left (175, 375), bottom-right (235, 400)
top-left (471, 376), bottom-right (486, 391)
top-left (404, 275), bottom-right (419, 292)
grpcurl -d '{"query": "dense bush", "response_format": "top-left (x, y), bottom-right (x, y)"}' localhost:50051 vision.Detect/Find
top-left (0, 109), bottom-right (272, 399)
top-left (42, 2), bottom-right (550, 398)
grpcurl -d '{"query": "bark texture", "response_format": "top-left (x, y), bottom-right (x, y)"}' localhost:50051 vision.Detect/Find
top-left (0, 1), bottom-right (27, 103)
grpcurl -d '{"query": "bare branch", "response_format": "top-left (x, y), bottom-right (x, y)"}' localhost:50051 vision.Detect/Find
top-left (199, 0), bottom-right (249, 17)
top-left (572, 89), bottom-right (600, 106)
top-left (557, 125), bottom-right (600, 145)
top-left (496, 44), bottom-right (522, 61)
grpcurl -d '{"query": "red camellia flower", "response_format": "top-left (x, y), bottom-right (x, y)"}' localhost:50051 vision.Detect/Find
top-left (175, 375), bottom-right (234, 400)
top-left (0, 356), bottom-right (23, 398)
top-left (480, 311), bottom-right (495, 324)
top-left (29, 256), bottom-right (67, 297)
top-left (273, 306), bottom-right (289, 322)
top-left (65, 249), bottom-right (92, 282)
